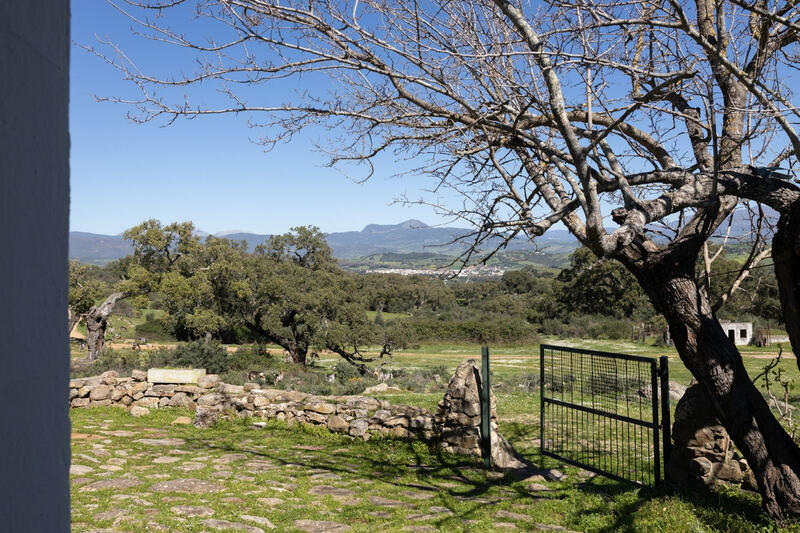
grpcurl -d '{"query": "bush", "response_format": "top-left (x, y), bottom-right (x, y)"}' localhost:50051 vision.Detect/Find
top-left (135, 317), bottom-right (174, 342)
top-left (170, 340), bottom-right (229, 374)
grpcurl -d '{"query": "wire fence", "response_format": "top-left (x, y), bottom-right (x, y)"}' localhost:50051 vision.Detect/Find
top-left (540, 344), bottom-right (670, 486)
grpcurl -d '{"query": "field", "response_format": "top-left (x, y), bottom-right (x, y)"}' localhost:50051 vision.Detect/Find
top-left (70, 338), bottom-right (800, 531)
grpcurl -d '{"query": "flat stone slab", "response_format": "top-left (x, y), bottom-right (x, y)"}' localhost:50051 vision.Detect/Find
top-left (495, 510), bottom-right (531, 521)
top-left (70, 464), bottom-right (94, 475)
top-left (147, 368), bottom-right (206, 384)
top-left (150, 478), bottom-right (226, 493)
top-left (171, 505), bottom-right (214, 517)
top-left (294, 520), bottom-right (352, 532)
top-left (202, 518), bottom-right (264, 532)
top-left (241, 515), bottom-right (277, 529)
top-left (134, 438), bottom-right (186, 447)
top-left (307, 485), bottom-right (356, 501)
top-left (81, 478), bottom-right (142, 491)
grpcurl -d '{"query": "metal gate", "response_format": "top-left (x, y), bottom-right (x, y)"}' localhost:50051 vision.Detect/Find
top-left (540, 344), bottom-right (671, 486)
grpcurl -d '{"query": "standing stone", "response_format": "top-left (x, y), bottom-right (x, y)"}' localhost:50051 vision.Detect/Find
top-left (666, 384), bottom-right (754, 490)
top-left (436, 360), bottom-right (528, 470)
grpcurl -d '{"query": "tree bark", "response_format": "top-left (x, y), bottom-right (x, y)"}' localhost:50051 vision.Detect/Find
top-left (67, 308), bottom-right (81, 336)
top-left (624, 247), bottom-right (800, 519)
top-left (85, 292), bottom-right (126, 361)
top-left (773, 201), bottom-right (800, 371)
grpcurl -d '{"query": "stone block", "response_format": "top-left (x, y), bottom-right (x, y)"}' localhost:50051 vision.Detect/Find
top-left (89, 385), bottom-right (111, 401)
top-left (147, 368), bottom-right (206, 384)
top-left (136, 397), bottom-right (160, 409)
top-left (304, 402), bottom-right (335, 415)
top-left (71, 398), bottom-right (90, 408)
top-left (197, 374), bottom-right (220, 389)
top-left (218, 383), bottom-right (244, 395)
top-left (327, 415), bottom-right (349, 433)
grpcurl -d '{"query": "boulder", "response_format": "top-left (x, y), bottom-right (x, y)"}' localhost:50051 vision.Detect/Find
top-left (131, 369), bottom-right (147, 381)
top-left (349, 419), bottom-right (369, 437)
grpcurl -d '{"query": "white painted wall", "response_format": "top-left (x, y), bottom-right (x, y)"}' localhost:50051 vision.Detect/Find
top-left (0, 2), bottom-right (71, 530)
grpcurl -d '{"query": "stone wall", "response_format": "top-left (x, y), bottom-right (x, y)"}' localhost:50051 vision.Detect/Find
top-left (666, 384), bottom-right (757, 491)
top-left (69, 361), bottom-right (526, 469)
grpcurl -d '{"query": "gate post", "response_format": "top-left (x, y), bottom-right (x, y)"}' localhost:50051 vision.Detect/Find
top-left (480, 346), bottom-right (491, 468)
top-left (659, 356), bottom-right (672, 478)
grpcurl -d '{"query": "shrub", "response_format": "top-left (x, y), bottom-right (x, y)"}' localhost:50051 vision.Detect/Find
top-left (170, 340), bottom-right (229, 374)
top-left (134, 317), bottom-right (174, 342)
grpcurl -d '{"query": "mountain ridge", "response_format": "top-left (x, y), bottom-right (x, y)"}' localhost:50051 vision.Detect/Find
top-left (69, 219), bottom-right (578, 265)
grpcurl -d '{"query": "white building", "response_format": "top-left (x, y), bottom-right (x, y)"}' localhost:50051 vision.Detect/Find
top-left (720, 321), bottom-right (753, 346)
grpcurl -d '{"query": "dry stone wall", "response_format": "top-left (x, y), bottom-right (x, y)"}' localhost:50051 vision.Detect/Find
top-left (69, 361), bottom-right (526, 469)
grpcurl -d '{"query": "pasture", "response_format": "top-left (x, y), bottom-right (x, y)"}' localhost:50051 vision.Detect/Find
top-left (70, 339), bottom-right (800, 531)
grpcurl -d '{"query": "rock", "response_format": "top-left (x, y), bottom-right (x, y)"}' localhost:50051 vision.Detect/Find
top-left (436, 360), bottom-right (528, 470)
top-left (71, 397), bottom-right (90, 408)
top-left (198, 393), bottom-right (224, 407)
top-left (81, 478), bottom-right (142, 491)
top-left (241, 515), bottom-right (277, 529)
top-left (495, 510), bottom-right (531, 521)
top-left (307, 485), bottom-right (355, 501)
top-left (171, 505), bottom-right (214, 517)
top-left (194, 407), bottom-right (221, 428)
top-left (667, 384), bottom-right (747, 490)
top-left (198, 374), bottom-right (220, 389)
top-left (129, 406), bottom-right (150, 417)
top-left (304, 402), bottom-right (336, 415)
top-left (168, 392), bottom-right (193, 408)
top-left (135, 397), bottom-right (160, 409)
top-left (150, 478), bottom-right (226, 493)
top-left (363, 383), bottom-right (389, 394)
top-left (147, 368), bottom-right (206, 384)
top-left (89, 385), bottom-right (111, 401)
top-left (369, 496), bottom-right (402, 507)
top-left (135, 438), bottom-right (186, 446)
top-left (294, 520), bottom-right (352, 533)
top-left (70, 464), bottom-right (94, 475)
top-left (110, 386), bottom-right (127, 401)
top-left (349, 419), bottom-right (369, 437)
top-left (131, 369), bottom-right (147, 381)
top-left (90, 399), bottom-right (113, 407)
top-left (100, 371), bottom-right (118, 385)
top-left (218, 383), bottom-right (245, 395)
top-left (384, 415), bottom-right (410, 428)
top-left (171, 416), bottom-right (192, 425)
top-left (202, 518), bottom-right (264, 533)
top-left (327, 415), bottom-right (349, 433)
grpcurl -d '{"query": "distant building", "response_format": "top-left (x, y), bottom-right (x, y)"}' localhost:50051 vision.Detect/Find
top-left (720, 321), bottom-right (752, 346)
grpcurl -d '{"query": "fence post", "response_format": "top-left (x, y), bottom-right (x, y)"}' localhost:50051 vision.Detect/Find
top-left (650, 361), bottom-right (661, 486)
top-left (659, 356), bottom-right (672, 479)
top-left (480, 346), bottom-right (491, 469)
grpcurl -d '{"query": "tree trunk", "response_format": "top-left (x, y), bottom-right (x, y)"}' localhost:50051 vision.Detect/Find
top-left (773, 202), bottom-right (800, 371)
top-left (288, 342), bottom-right (307, 365)
top-left (67, 308), bottom-right (81, 336)
top-left (85, 292), bottom-right (126, 361)
top-left (626, 251), bottom-right (800, 519)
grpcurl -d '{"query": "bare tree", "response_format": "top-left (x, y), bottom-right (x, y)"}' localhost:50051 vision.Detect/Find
top-left (84, 291), bottom-right (128, 361)
top-left (91, 0), bottom-right (800, 517)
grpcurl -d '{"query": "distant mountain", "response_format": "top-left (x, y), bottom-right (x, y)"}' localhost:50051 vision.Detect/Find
top-left (69, 232), bottom-right (134, 265)
top-left (69, 219), bottom-right (578, 265)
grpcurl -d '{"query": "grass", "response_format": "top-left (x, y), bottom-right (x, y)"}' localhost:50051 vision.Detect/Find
top-left (70, 337), bottom-right (800, 530)
top-left (71, 406), bottom-right (797, 532)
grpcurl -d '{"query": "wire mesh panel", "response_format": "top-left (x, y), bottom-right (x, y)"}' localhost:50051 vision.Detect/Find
top-left (540, 344), bottom-right (662, 486)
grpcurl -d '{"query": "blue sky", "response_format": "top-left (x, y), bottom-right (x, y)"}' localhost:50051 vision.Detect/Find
top-left (69, 2), bottom-right (451, 235)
